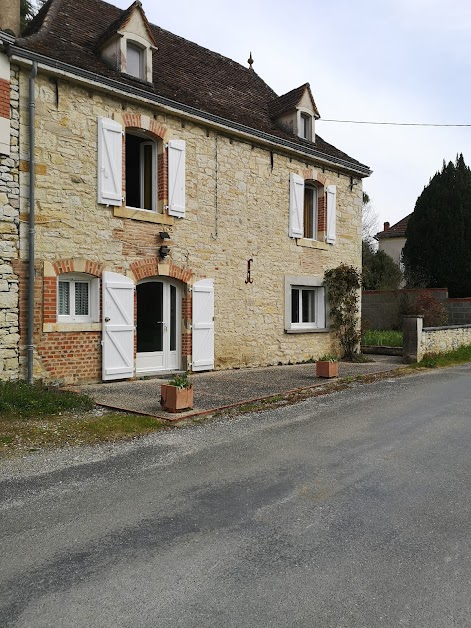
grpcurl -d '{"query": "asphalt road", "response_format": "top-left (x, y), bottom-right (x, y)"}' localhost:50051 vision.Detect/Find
top-left (2, 365), bottom-right (471, 627)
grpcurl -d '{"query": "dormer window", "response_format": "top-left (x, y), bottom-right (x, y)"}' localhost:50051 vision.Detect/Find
top-left (126, 42), bottom-right (144, 79)
top-left (300, 113), bottom-right (312, 141)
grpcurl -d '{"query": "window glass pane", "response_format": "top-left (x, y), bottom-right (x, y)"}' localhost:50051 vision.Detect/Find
top-left (301, 289), bottom-right (316, 323)
top-left (75, 282), bottom-right (89, 316)
top-left (304, 188), bottom-right (313, 239)
top-left (170, 285), bottom-right (177, 351)
top-left (143, 143), bottom-right (153, 210)
top-left (126, 134), bottom-right (140, 208)
top-left (291, 288), bottom-right (299, 323)
top-left (58, 281), bottom-right (70, 316)
top-left (127, 44), bottom-right (142, 78)
top-left (137, 282), bottom-right (163, 353)
top-left (301, 114), bottom-right (311, 139)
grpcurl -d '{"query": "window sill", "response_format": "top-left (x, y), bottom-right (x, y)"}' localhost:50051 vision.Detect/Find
top-left (296, 238), bottom-right (329, 250)
top-left (114, 206), bottom-right (174, 225)
top-left (43, 322), bottom-right (102, 333)
top-left (285, 327), bottom-right (330, 334)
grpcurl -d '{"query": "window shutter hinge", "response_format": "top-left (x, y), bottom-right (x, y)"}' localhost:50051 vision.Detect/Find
top-left (163, 204), bottom-right (169, 211)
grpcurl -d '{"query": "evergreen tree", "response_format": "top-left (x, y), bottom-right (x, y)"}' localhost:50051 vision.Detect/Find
top-left (403, 154), bottom-right (471, 298)
top-left (362, 241), bottom-right (402, 290)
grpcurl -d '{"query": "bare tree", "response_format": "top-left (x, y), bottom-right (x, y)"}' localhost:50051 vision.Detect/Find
top-left (362, 192), bottom-right (379, 248)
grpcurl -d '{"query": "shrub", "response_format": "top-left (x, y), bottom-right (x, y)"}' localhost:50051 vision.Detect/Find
top-left (402, 291), bottom-right (448, 327)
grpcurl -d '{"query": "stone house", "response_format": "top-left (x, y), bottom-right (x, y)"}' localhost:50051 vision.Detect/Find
top-left (0, 0), bottom-right (370, 384)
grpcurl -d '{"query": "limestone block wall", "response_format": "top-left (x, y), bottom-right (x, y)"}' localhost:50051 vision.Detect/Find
top-left (17, 71), bottom-right (363, 382)
top-left (403, 316), bottom-right (471, 362)
top-left (0, 62), bottom-right (20, 380)
top-left (421, 325), bottom-right (471, 360)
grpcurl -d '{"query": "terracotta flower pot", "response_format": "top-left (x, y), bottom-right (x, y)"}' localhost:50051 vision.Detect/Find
top-left (316, 361), bottom-right (339, 378)
top-left (160, 384), bottom-right (194, 412)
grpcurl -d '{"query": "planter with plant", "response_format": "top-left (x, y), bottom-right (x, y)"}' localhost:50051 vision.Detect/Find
top-left (160, 372), bottom-right (194, 412)
top-left (315, 354), bottom-right (339, 378)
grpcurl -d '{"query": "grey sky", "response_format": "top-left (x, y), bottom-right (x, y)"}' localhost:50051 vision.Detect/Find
top-left (114, 0), bottom-right (471, 230)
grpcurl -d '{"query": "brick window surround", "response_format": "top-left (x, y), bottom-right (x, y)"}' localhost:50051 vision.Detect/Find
top-left (121, 113), bottom-right (168, 210)
top-left (43, 258), bottom-right (104, 326)
top-left (130, 258), bottom-right (193, 363)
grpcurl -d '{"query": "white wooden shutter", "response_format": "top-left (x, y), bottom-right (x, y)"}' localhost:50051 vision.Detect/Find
top-left (326, 185), bottom-right (337, 244)
top-left (192, 278), bottom-right (214, 371)
top-left (102, 272), bottom-right (134, 381)
top-left (168, 139), bottom-right (186, 217)
top-left (289, 173), bottom-right (304, 238)
top-left (97, 117), bottom-right (122, 206)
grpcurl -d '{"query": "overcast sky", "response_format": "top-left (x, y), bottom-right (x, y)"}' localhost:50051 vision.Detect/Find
top-left (114, 0), bottom-right (471, 232)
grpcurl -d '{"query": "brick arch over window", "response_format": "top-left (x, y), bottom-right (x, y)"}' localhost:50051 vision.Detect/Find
top-left (43, 258), bottom-right (104, 324)
top-left (121, 114), bottom-right (167, 141)
top-left (122, 115), bottom-right (168, 208)
top-left (129, 258), bottom-right (193, 284)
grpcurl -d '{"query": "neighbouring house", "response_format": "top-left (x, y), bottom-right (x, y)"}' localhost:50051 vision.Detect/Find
top-left (0, 0), bottom-right (370, 384)
top-left (375, 214), bottom-right (411, 270)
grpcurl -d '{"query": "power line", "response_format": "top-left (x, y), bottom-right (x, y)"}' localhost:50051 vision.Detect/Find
top-left (320, 119), bottom-right (471, 127)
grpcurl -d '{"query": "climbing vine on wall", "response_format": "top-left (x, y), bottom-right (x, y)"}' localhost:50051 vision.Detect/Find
top-left (324, 264), bottom-right (362, 360)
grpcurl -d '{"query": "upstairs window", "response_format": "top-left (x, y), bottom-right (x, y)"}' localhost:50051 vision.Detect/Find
top-left (303, 184), bottom-right (318, 239)
top-left (126, 42), bottom-right (144, 79)
top-left (125, 132), bottom-right (157, 211)
top-left (300, 113), bottom-right (312, 140)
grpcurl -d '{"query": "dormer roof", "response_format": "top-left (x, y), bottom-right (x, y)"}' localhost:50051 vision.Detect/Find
top-left (269, 83), bottom-right (320, 120)
top-left (94, 0), bottom-right (156, 51)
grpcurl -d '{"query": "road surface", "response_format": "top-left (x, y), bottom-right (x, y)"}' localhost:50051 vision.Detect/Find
top-left (2, 366), bottom-right (471, 627)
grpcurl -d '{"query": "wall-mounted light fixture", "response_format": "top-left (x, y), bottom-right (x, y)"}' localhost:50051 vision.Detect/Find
top-left (350, 176), bottom-right (359, 191)
top-left (159, 245), bottom-right (170, 260)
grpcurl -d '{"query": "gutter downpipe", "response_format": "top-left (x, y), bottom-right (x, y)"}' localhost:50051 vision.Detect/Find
top-left (27, 61), bottom-right (37, 384)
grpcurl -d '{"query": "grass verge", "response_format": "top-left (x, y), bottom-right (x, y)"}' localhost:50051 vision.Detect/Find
top-left (0, 382), bottom-right (169, 457)
top-left (410, 345), bottom-right (471, 369)
top-left (362, 329), bottom-right (403, 347)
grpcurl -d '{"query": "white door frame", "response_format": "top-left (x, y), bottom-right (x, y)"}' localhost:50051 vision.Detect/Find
top-left (136, 278), bottom-right (181, 374)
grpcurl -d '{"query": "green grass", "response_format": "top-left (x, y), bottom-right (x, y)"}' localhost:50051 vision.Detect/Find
top-left (362, 329), bottom-right (403, 347)
top-left (411, 345), bottom-right (471, 369)
top-left (0, 381), bottom-right (93, 418)
top-left (0, 381), bottom-right (170, 456)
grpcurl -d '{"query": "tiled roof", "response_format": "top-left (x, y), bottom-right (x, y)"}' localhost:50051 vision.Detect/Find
top-left (19, 0), bottom-right (368, 173)
top-left (376, 214), bottom-right (411, 239)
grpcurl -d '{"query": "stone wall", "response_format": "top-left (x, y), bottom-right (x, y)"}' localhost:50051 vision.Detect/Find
top-left (17, 71), bottom-right (363, 383)
top-left (403, 316), bottom-right (471, 362)
top-left (0, 62), bottom-right (19, 380)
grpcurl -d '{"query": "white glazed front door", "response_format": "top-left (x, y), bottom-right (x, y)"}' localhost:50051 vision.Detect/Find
top-left (136, 280), bottom-right (181, 373)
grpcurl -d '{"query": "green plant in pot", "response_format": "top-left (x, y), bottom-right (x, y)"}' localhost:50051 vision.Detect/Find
top-left (316, 354), bottom-right (339, 378)
top-left (160, 372), bottom-right (194, 412)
